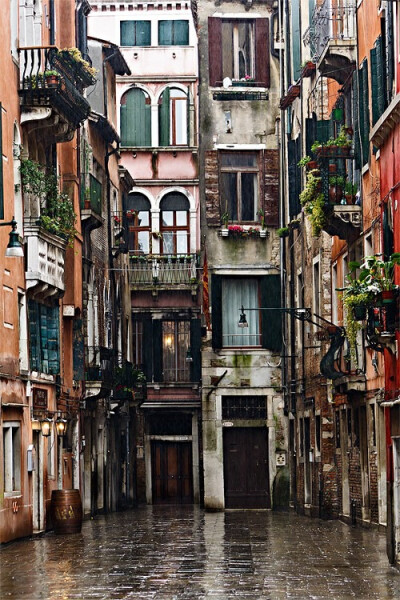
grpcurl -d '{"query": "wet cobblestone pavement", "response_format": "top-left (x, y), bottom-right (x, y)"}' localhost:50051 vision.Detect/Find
top-left (1, 507), bottom-right (400, 599)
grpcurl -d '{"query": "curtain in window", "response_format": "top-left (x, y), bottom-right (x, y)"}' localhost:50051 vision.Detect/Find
top-left (222, 279), bottom-right (260, 346)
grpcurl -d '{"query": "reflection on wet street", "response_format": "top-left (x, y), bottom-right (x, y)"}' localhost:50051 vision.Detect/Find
top-left (1, 506), bottom-right (400, 599)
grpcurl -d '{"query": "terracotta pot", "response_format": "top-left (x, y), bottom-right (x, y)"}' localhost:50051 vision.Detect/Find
top-left (381, 290), bottom-right (395, 304)
top-left (307, 161), bottom-right (318, 171)
top-left (328, 164), bottom-right (337, 173)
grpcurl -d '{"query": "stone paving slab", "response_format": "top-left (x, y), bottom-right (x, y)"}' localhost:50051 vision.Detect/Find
top-left (1, 507), bottom-right (400, 599)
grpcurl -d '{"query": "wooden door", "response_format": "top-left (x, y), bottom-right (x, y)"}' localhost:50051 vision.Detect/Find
top-left (151, 441), bottom-right (193, 504)
top-left (223, 427), bottom-right (270, 509)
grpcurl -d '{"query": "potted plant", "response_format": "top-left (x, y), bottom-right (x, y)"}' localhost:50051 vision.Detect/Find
top-left (126, 209), bottom-right (136, 220)
top-left (44, 70), bottom-right (60, 87)
top-left (359, 253), bottom-right (400, 303)
top-left (289, 219), bottom-right (301, 230)
top-left (299, 170), bottom-right (326, 236)
top-left (344, 182), bottom-right (358, 205)
top-left (257, 209), bottom-right (267, 237)
top-left (328, 174), bottom-right (346, 204)
top-left (277, 226), bottom-right (289, 238)
top-left (221, 212), bottom-right (229, 236)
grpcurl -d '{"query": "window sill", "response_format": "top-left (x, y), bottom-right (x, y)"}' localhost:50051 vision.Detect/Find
top-left (120, 146), bottom-right (198, 153)
top-left (4, 491), bottom-right (22, 498)
top-left (220, 228), bottom-right (268, 239)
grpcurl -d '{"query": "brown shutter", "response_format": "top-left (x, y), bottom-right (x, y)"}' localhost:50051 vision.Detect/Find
top-left (208, 17), bottom-right (222, 86)
top-left (205, 150), bottom-right (220, 226)
top-left (263, 150), bottom-right (279, 228)
top-left (255, 18), bottom-right (270, 88)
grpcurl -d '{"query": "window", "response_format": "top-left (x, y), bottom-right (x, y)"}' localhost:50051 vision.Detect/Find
top-left (162, 321), bottom-right (190, 382)
top-left (3, 422), bottom-right (21, 494)
top-left (133, 320), bottom-right (143, 365)
top-left (28, 301), bottom-right (60, 374)
top-left (89, 174), bottom-right (102, 214)
top-left (120, 88), bottom-right (151, 147)
top-left (222, 278), bottom-right (260, 347)
top-left (212, 274), bottom-right (281, 351)
top-left (208, 17), bottom-right (270, 87)
top-left (159, 88), bottom-right (188, 146)
top-left (47, 424), bottom-right (55, 478)
top-left (220, 152), bottom-right (259, 223)
top-left (370, 36), bottom-right (387, 126)
top-left (125, 193), bottom-right (151, 253)
top-left (313, 259), bottom-right (320, 329)
top-left (121, 20), bottom-right (151, 46)
top-left (160, 192), bottom-right (190, 254)
top-left (158, 20), bottom-right (189, 46)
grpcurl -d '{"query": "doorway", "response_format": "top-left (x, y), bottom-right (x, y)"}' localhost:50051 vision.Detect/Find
top-left (151, 441), bottom-right (193, 504)
top-left (223, 427), bottom-right (270, 509)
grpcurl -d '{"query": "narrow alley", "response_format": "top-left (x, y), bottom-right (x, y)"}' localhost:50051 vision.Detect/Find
top-left (1, 507), bottom-right (400, 600)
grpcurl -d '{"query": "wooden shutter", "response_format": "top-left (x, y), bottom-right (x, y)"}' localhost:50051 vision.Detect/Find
top-left (175, 20), bottom-right (189, 45)
top-left (142, 317), bottom-right (153, 382)
top-left (120, 21), bottom-right (134, 46)
top-left (190, 318), bottom-right (202, 382)
top-left (261, 275), bottom-right (282, 352)
top-left (125, 88), bottom-right (151, 147)
top-left (0, 103), bottom-right (3, 219)
top-left (73, 318), bottom-right (84, 381)
top-left (47, 305), bottom-right (60, 375)
top-left (211, 274), bottom-right (222, 349)
top-left (153, 319), bottom-right (163, 382)
top-left (352, 70), bottom-right (361, 169)
top-left (159, 87), bottom-right (170, 147)
top-left (136, 21), bottom-right (151, 46)
top-left (208, 17), bottom-right (222, 86)
top-left (159, 20), bottom-right (172, 45)
top-left (28, 300), bottom-right (40, 372)
top-left (288, 139), bottom-right (301, 218)
top-left (370, 46), bottom-right (379, 126)
top-left (359, 60), bottom-right (370, 166)
top-left (120, 103), bottom-right (128, 146)
top-left (291, 0), bottom-right (301, 81)
top-left (255, 19), bottom-right (270, 88)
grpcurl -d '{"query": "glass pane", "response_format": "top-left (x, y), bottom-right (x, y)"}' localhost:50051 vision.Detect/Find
top-left (221, 172), bottom-right (237, 221)
top-left (221, 22), bottom-right (234, 79)
top-left (237, 22), bottom-right (254, 79)
top-left (241, 173), bottom-right (257, 221)
top-left (220, 152), bottom-right (257, 168)
top-left (162, 211), bottom-right (174, 226)
top-left (163, 232), bottom-right (174, 254)
top-left (162, 321), bottom-right (175, 381)
top-left (176, 232), bottom-right (188, 254)
top-left (176, 211), bottom-right (187, 226)
top-left (173, 98), bottom-right (187, 145)
top-left (137, 231), bottom-right (149, 254)
top-left (138, 211), bottom-right (149, 227)
top-left (222, 279), bottom-right (260, 347)
top-left (176, 321), bottom-right (190, 381)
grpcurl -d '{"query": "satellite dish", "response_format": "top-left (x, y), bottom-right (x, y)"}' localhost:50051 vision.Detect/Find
top-left (223, 77), bottom-right (232, 89)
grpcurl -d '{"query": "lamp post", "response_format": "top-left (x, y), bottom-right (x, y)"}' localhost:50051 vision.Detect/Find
top-left (0, 217), bottom-right (24, 257)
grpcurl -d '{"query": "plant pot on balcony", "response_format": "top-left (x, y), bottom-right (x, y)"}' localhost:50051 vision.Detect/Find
top-left (328, 163), bottom-right (337, 174)
top-left (380, 290), bottom-right (395, 304)
top-left (259, 229), bottom-right (267, 238)
top-left (221, 228), bottom-right (229, 237)
top-left (352, 305), bottom-right (367, 321)
top-left (306, 161), bottom-right (319, 171)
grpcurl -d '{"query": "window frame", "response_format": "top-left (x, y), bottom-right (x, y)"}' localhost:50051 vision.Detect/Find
top-left (221, 277), bottom-right (262, 348)
top-left (162, 320), bottom-right (191, 382)
top-left (159, 87), bottom-right (189, 147)
top-left (160, 193), bottom-right (190, 255)
top-left (221, 19), bottom-right (255, 80)
top-left (219, 151), bottom-right (260, 224)
top-left (3, 422), bottom-right (21, 496)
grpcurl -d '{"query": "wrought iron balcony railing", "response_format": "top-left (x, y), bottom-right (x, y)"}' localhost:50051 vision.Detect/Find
top-left (85, 346), bottom-right (114, 382)
top-left (128, 254), bottom-right (199, 287)
top-left (19, 46), bottom-right (91, 129)
top-left (304, 0), bottom-right (356, 63)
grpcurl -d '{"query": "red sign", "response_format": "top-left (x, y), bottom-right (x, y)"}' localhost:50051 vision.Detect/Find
top-left (33, 388), bottom-right (48, 410)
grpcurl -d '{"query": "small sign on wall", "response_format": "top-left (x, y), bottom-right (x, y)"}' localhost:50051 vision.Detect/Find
top-left (33, 388), bottom-right (48, 410)
top-left (276, 451), bottom-right (286, 467)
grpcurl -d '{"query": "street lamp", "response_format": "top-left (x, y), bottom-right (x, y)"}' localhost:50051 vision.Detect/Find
top-left (55, 417), bottom-right (68, 436)
top-left (0, 217), bottom-right (23, 257)
top-left (238, 305), bottom-right (312, 327)
top-left (40, 417), bottom-right (52, 437)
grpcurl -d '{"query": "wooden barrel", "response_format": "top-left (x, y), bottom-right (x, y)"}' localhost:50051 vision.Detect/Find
top-left (51, 489), bottom-right (83, 534)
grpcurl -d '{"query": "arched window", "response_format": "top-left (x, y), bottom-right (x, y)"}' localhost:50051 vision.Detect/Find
top-left (120, 88), bottom-right (151, 147)
top-left (159, 88), bottom-right (188, 146)
top-left (125, 193), bottom-right (151, 253)
top-left (160, 192), bottom-right (190, 254)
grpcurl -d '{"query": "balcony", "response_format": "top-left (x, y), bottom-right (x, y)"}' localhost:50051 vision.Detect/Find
top-left (322, 204), bottom-right (362, 242)
top-left (304, 0), bottom-right (356, 84)
top-left (84, 346), bottom-right (114, 400)
top-left (80, 174), bottom-right (103, 232)
top-left (128, 254), bottom-right (199, 294)
top-left (18, 46), bottom-right (91, 143)
top-left (24, 222), bottom-right (67, 299)
top-left (366, 303), bottom-right (398, 353)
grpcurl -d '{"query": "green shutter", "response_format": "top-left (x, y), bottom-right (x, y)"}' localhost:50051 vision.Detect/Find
top-left (153, 319), bottom-right (163, 382)
top-left (0, 103), bottom-right (3, 219)
top-left (376, 36), bottom-right (387, 117)
top-left (291, 0), bottom-right (301, 81)
top-left (159, 20), bottom-right (173, 45)
top-left (136, 20), bottom-right (151, 46)
top-left (28, 300), bottom-right (40, 371)
top-left (261, 275), bottom-right (282, 352)
top-left (359, 60), bottom-right (370, 165)
top-left (89, 174), bottom-right (102, 214)
top-left (370, 46), bottom-right (379, 126)
top-left (121, 21), bottom-right (134, 46)
top-left (190, 318), bottom-right (202, 382)
top-left (73, 318), bottom-right (84, 381)
top-left (40, 304), bottom-right (49, 373)
top-left (352, 69), bottom-right (361, 169)
top-left (159, 87), bottom-right (170, 146)
top-left (47, 305), bottom-right (60, 375)
top-left (124, 89), bottom-right (151, 147)
top-left (120, 104), bottom-right (128, 146)
top-left (174, 20), bottom-right (189, 45)
top-left (316, 120), bottom-right (331, 145)
top-left (211, 275), bottom-right (222, 349)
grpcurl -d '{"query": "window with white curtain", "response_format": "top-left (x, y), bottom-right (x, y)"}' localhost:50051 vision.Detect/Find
top-left (3, 422), bottom-right (21, 494)
top-left (222, 278), bottom-right (260, 347)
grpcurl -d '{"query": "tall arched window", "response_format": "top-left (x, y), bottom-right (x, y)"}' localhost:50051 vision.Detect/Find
top-left (120, 88), bottom-right (151, 147)
top-left (160, 192), bottom-right (190, 254)
top-left (125, 193), bottom-right (151, 253)
top-left (159, 87), bottom-right (188, 146)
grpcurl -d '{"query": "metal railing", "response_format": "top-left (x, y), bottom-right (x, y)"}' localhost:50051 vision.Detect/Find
top-left (304, 0), bottom-right (356, 62)
top-left (85, 346), bottom-right (114, 382)
top-left (128, 254), bottom-right (199, 286)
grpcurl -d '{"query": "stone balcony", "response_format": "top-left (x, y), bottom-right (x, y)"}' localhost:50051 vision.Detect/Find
top-left (323, 205), bottom-right (362, 243)
top-left (24, 223), bottom-right (67, 299)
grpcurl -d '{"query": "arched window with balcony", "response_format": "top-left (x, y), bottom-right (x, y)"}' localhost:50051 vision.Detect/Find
top-left (120, 88), bottom-right (151, 147)
top-left (125, 193), bottom-right (151, 253)
top-left (160, 192), bottom-right (190, 254)
top-left (159, 87), bottom-right (188, 147)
